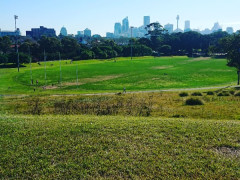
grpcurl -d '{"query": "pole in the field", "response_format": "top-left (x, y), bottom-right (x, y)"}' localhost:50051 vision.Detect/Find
top-left (14, 15), bottom-right (20, 72)
top-left (44, 49), bottom-right (46, 86)
top-left (28, 47), bottom-right (33, 85)
top-left (59, 52), bottom-right (62, 87)
top-left (76, 61), bottom-right (79, 88)
top-left (130, 26), bottom-right (133, 60)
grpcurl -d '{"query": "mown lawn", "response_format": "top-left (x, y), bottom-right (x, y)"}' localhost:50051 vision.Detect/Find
top-left (0, 56), bottom-right (237, 94)
top-left (0, 115), bottom-right (239, 179)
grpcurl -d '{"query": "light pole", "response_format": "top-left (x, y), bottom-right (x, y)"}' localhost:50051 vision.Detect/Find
top-left (14, 15), bottom-right (20, 72)
top-left (130, 26), bottom-right (133, 60)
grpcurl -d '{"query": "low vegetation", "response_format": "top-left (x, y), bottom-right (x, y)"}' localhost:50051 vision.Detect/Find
top-left (0, 115), bottom-right (239, 179)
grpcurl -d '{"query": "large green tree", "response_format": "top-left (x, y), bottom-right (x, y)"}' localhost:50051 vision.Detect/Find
top-left (222, 33), bottom-right (240, 85)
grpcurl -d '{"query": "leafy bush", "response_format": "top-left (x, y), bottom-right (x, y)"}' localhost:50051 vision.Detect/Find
top-left (185, 98), bottom-right (204, 106)
top-left (234, 92), bottom-right (240, 96)
top-left (217, 92), bottom-right (230, 96)
top-left (206, 91), bottom-right (215, 95)
top-left (179, 92), bottom-right (189, 97)
top-left (191, 92), bottom-right (203, 96)
top-left (229, 90), bottom-right (235, 95)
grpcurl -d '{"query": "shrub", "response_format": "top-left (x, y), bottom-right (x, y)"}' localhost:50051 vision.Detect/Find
top-left (234, 92), bottom-right (240, 96)
top-left (185, 98), bottom-right (204, 106)
top-left (179, 92), bottom-right (188, 97)
top-left (206, 91), bottom-right (215, 95)
top-left (191, 92), bottom-right (203, 96)
top-left (217, 92), bottom-right (230, 96)
top-left (229, 90), bottom-right (235, 95)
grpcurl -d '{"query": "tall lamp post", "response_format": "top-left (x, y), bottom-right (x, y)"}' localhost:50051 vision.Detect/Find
top-left (130, 26), bottom-right (133, 60)
top-left (14, 15), bottom-right (20, 72)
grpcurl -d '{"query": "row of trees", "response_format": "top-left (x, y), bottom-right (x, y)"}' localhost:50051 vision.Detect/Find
top-left (0, 22), bottom-right (237, 65)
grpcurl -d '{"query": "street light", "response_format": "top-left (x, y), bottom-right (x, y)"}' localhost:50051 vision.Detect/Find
top-left (14, 15), bottom-right (20, 72)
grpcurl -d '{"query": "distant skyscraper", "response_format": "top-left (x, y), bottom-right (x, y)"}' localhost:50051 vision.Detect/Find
top-left (211, 22), bottom-right (222, 32)
top-left (226, 27), bottom-right (234, 34)
top-left (26, 26), bottom-right (56, 39)
top-left (60, 26), bottom-right (67, 36)
top-left (122, 17), bottom-right (129, 33)
top-left (184, 20), bottom-right (191, 32)
top-left (114, 23), bottom-right (122, 37)
top-left (106, 32), bottom-right (114, 38)
top-left (164, 24), bottom-right (174, 34)
top-left (76, 31), bottom-right (84, 37)
top-left (144, 16), bottom-right (150, 27)
top-left (84, 28), bottom-right (91, 37)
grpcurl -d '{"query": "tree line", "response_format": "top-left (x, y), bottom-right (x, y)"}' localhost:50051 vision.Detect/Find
top-left (0, 22), bottom-right (238, 65)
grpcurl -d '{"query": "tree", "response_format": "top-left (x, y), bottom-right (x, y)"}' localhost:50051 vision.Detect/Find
top-left (222, 34), bottom-right (240, 85)
top-left (145, 22), bottom-right (166, 51)
top-left (0, 36), bottom-right (12, 54)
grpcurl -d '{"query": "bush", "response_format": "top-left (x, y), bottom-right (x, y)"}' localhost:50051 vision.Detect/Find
top-left (179, 92), bottom-right (189, 97)
top-left (229, 90), bottom-right (235, 95)
top-left (185, 98), bottom-right (204, 106)
top-left (234, 92), bottom-right (240, 96)
top-left (217, 92), bottom-right (230, 96)
top-left (206, 91), bottom-right (215, 95)
top-left (191, 92), bottom-right (203, 96)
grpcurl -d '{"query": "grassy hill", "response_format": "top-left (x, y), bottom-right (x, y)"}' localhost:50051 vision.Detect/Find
top-left (0, 115), bottom-right (239, 179)
top-left (0, 56), bottom-right (237, 94)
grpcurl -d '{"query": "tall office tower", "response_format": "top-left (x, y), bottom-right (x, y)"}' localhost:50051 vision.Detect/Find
top-left (211, 22), bottom-right (222, 33)
top-left (84, 28), bottom-right (91, 37)
top-left (226, 27), bottom-right (234, 34)
top-left (184, 20), bottom-right (191, 32)
top-left (114, 22), bottom-right (122, 37)
top-left (144, 16), bottom-right (150, 27)
top-left (26, 26), bottom-right (56, 39)
top-left (122, 17), bottom-right (129, 33)
top-left (164, 24), bottom-right (174, 34)
top-left (60, 26), bottom-right (67, 36)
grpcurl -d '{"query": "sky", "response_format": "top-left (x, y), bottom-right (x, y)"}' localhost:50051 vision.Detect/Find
top-left (1, 0), bottom-right (240, 36)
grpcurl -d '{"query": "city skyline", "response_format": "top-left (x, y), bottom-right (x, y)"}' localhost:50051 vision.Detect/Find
top-left (1, 0), bottom-right (240, 36)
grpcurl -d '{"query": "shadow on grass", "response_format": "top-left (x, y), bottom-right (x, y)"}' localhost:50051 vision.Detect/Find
top-left (0, 64), bottom-right (26, 69)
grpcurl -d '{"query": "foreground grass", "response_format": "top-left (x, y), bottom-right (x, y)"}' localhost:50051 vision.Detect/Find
top-left (0, 56), bottom-right (237, 94)
top-left (0, 115), bottom-right (239, 179)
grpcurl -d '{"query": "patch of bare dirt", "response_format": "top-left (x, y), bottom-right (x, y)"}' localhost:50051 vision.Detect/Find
top-left (152, 65), bottom-right (173, 70)
top-left (188, 57), bottom-right (211, 62)
top-left (214, 146), bottom-right (240, 158)
top-left (44, 75), bottom-right (123, 89)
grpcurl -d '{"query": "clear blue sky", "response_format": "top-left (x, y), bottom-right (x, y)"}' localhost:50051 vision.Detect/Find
top-left (1, 0), bottom-right (240, 36)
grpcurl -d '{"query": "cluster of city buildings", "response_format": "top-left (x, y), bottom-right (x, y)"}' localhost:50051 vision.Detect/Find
top-left (0, 15), bottom-right (236, 39)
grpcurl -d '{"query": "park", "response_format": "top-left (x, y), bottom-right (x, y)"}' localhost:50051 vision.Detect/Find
top-left (1, 20), bottom-right (240, 178)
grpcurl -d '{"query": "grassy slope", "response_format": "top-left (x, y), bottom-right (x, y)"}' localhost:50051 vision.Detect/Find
top-left (0, 56), bottom-right (237, 95)
top-left (0, 115), bottom-right (239, 179)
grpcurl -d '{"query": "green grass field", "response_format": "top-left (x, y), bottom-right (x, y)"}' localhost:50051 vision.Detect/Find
top-left (1, 56), bottom-right (240, 179)
top-left (0, 56), bottom-right (237, 94)
top-left (0, 115), bottom-right (239, 179)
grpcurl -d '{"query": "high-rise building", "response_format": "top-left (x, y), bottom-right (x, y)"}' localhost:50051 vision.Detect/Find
top-left (84, 28), bottom-right (91, 37)
top-left (0, 28), bottom-right (20, 37)
top-left (60, 26), bottom-right (67, 36)
top-left (26, 26), bottom-right (56, 39)
top-left (114, 23), bottom-right (122, 37)
top-left (164, 24), bottom-right (174, 34)
top-left (122, 17), bottom-right (129, 33)
top-left (226, 27), bottom-right (234, 34)
top-left (211, 22), bottom-right (222, 32)
top-left (144, 16), bottom-right (150, 27)
top-left (77, 31), bottom-right (84, 37)
top-left (106, 32), bottom-right (114, 38)
top-left (184, 20), bottom-right (191, 32)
